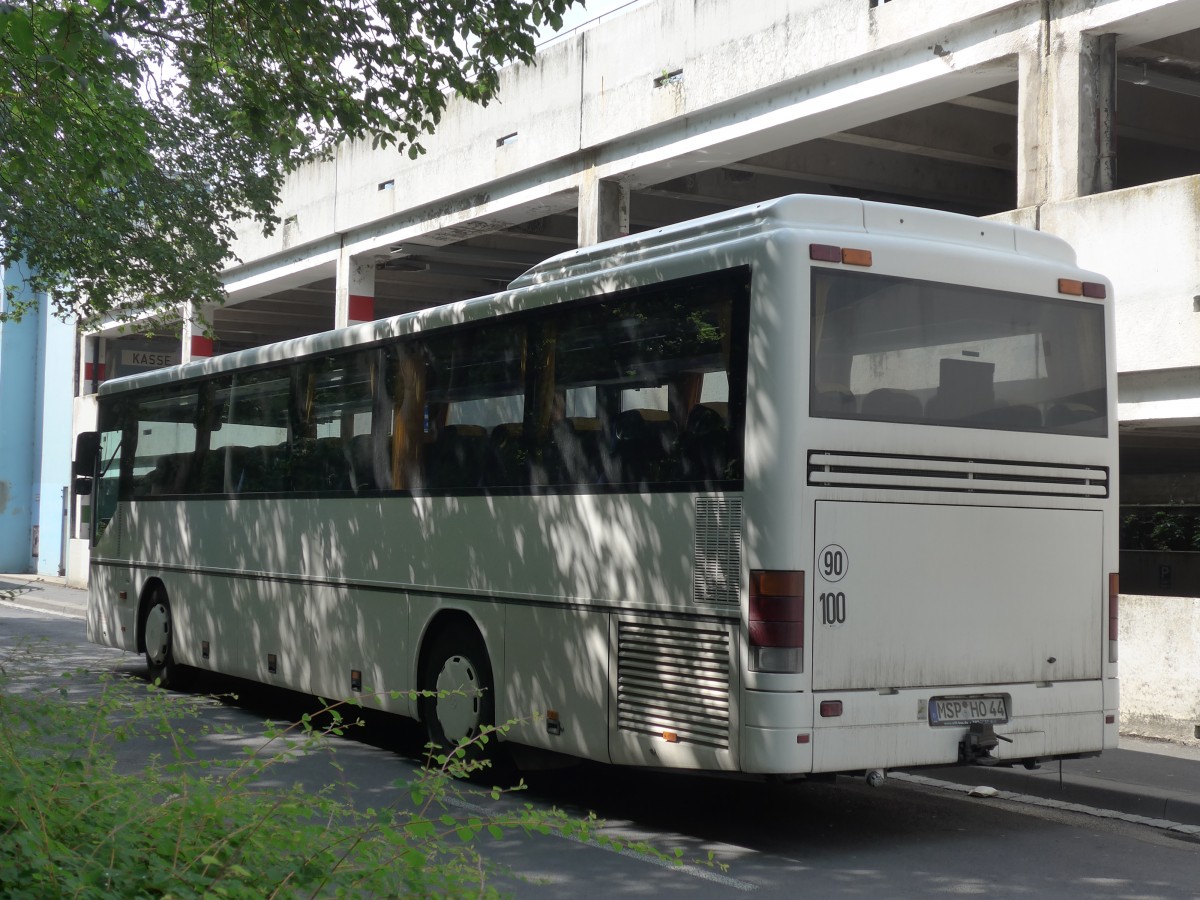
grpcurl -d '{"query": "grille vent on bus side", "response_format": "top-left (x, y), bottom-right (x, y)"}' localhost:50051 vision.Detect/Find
top-left (808, 451), bottom-right (1109, 498)
top-left (693, 495), bottom-right (743, 605)
top-left (617, 621), bottom-right (731, 750)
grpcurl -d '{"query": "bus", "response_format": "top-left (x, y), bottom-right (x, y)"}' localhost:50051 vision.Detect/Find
top-left (77, 195), bottom-right (1118, 779)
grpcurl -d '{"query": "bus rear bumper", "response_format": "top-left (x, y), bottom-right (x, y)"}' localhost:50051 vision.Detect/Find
top-left (739, 680), bottom-right (1107, 775)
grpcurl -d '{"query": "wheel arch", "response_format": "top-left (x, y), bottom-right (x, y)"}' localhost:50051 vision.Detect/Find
top-left (414, 608), bottom-right (489, 723)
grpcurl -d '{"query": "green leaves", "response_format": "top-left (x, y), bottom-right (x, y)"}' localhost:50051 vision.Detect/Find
top-left (1, 0), bottom-right (583, 327)
top-left (1, 647), bottom-right (688, 898)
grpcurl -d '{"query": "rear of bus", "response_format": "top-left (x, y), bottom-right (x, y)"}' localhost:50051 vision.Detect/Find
top-left (740, 199), bottom-right (1117, 776)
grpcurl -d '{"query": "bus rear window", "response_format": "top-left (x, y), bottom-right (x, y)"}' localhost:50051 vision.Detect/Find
top-left (810, 269), bottom-right (1108, 437)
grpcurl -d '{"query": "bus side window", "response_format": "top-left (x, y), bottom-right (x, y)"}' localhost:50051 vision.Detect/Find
top-left (131, 387), bottom-right (201, 497)
top-left (292, 352), bottom-right (373, 493)
top-left (424, 324), bottom-right (526, 491)
top-left (535, 268), bottom-right (749, 490)
top-left (92, 420), bottom-right (125, 542)
top-left (221, 370), bottom-right (291, 494)
top-left (384, 343), bottom-right (428, 490)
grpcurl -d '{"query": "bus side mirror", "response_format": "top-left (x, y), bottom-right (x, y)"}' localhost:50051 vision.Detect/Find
top-left (74, 431), bottom-right (100, 484)
top-left (74, 477), bottom-right (93, 497)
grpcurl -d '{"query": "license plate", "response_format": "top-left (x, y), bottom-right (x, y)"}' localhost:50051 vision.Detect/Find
top-left (928, 694), bottom-right (1009, 726)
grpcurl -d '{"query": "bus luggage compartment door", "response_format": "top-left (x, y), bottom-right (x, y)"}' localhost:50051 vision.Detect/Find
top-left (811, 501), bottom-right (1103, 691)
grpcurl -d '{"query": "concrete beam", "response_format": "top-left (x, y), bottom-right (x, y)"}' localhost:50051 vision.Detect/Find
top-left (641, 169), bottom-right (832, 210)
top-left (833, 102), bottom-right (1017, 171)
top-left (1116, 80), bottom-right (1200, 151)
top-left (726, 138), bottom-right (1015, 210)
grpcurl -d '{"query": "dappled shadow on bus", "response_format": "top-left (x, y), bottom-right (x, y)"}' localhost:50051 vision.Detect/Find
top-left (121, 260), bottom-right (762, 776)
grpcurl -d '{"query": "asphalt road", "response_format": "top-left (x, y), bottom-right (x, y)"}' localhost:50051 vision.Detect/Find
top-left (3, 604), bottom-right (1199, 898)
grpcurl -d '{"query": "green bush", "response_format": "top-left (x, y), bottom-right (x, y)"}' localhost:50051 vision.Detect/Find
top-left (0, 648), bottom-right (635, 899)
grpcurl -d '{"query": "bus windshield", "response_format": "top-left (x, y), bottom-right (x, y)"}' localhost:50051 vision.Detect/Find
top-left (810, 268), bottom-right (1108, 437)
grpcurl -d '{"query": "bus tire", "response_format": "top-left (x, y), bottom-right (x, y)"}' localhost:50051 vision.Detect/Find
top-left (141, 587), bottom-right (183, 689)
top-left (419, 626), bottom-right (496, 764)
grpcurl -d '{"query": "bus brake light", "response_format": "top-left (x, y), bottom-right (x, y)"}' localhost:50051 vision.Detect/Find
top-left (749, 569), bottom-right (804, 673)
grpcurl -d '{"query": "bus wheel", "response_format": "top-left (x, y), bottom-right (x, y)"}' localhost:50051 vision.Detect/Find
top-left (419, 627), bottom-right (496, 764)
top-left (142, 588), bottom-right (181, 688)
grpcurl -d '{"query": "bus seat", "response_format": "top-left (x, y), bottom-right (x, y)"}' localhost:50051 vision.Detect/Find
top-left (346, 434), bottom-right (376, 491)
top-left (553, 416), bottom-right (604, 484)
top-left (677, 403), bottom-right (729, 482)
top-left (427, 424), bottom-right (488, 489)
top-left (987, 404), bottom-right (1043, 429)
top-left (614, 408), bottom-right (678, 484)
top-left (292, 437), bottom-right (352, 492)
top-left (257, 443), bottom-right (288, 493)
top-left (225, 444), bottom-right (281, 494)
top-left (196, 447), bottom-right (231, 494)
top-left (924, 394), bottom-right (952, 421)
top-left (321, 437), bottom-right (353, 491)
top-left (485, 423), bottom-right (525, 487)
top-left (225, 446), bottom-right (253, 493)
top-left (813, 387), bottom-right (857, 416)
top-left (861, 389), bottom-right (922, 420)
top-left (139, 453), bottom-right (185, 496)
top-left (1047, 403), bottom-right (1099, 428)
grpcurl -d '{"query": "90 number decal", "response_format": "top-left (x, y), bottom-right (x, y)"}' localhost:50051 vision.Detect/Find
top-left (818, 544), bottom-right (847, 583)
top-left (819, 591), bottom-right (847, 626)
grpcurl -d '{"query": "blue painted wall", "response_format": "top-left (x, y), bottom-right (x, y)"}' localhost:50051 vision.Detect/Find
top-left (0, 263), bottom-right (74, 574)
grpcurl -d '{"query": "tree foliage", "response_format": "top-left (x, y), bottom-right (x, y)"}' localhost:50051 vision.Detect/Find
top-left (0, 0), bottom-right (580, 329)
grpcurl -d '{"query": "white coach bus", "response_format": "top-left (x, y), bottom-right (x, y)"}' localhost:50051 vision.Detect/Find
top-left (78, 195), bottom-right (1118, 779)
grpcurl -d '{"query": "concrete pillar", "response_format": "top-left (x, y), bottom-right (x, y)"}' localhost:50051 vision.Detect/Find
top-left (1018, 29), bottom-right (1116, 208)
top-left (335, 248), bottom-right (377, 329)
top-left (577, 174), bottom-right (630, 247)
top-left (80, 333), bottom-right (107, 395)
top-left (181, 302), bottom-right (218, 363)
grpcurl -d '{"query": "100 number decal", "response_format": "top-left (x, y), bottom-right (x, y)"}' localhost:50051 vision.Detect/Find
top-left (819, 591), bottom-right (847, 626)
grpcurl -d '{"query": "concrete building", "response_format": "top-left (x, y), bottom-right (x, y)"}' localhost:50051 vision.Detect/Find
top-left (73, 0), bottom-right (1200, 739)
top-left (1, 262), bottom-right (74, 576)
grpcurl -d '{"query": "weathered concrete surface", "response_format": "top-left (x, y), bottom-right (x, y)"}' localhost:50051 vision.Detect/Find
top-left (991, 176), bottom-right (1200, 424)
top-left (1121, 594), bottom-right (1200, 743)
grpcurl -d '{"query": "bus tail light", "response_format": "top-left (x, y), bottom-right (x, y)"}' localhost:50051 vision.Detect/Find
top-left (1108, 573), bottom-right (1119, 663)
top-left (820, 700), bottom-right (843, 718)
top-left (1059, 278), bottom-right (1107, 299)
top-left (749, 569), bottom-right (804, 673)
top-left (809, 244), bottom-right (873, 267)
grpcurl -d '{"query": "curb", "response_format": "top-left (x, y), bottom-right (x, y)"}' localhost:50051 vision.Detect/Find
top-left (893, 771), bottom-right (1200, 838)
top-left (0, 596), bottom-right (86, 619)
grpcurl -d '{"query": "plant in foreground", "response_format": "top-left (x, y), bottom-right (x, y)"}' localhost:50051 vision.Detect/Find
top-left (0, 652), bottom-right (721, 898)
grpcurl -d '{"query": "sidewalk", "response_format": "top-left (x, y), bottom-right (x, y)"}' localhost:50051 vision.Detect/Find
top-left (906, 736), bottom-right (1200, 831)
top-left (3, 573), bottom-right (1198, 831)
top-left (0, 573), bottom-right (88, 619)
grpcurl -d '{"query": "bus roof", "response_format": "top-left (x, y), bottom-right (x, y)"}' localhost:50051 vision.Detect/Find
top-left (98, 194), bottom-right (1079, 397)
top-left (509, 194), bottom-right (1075, 289)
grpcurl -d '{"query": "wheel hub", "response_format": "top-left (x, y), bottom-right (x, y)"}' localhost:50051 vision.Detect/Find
top-left (144, 602), bottom-right (170, 665)
top-left (434, 654), bottom-right (482, 742)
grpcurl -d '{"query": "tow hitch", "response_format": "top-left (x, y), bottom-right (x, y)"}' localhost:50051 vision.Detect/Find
top-left (958, 723), bottom-right (1013, 765)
